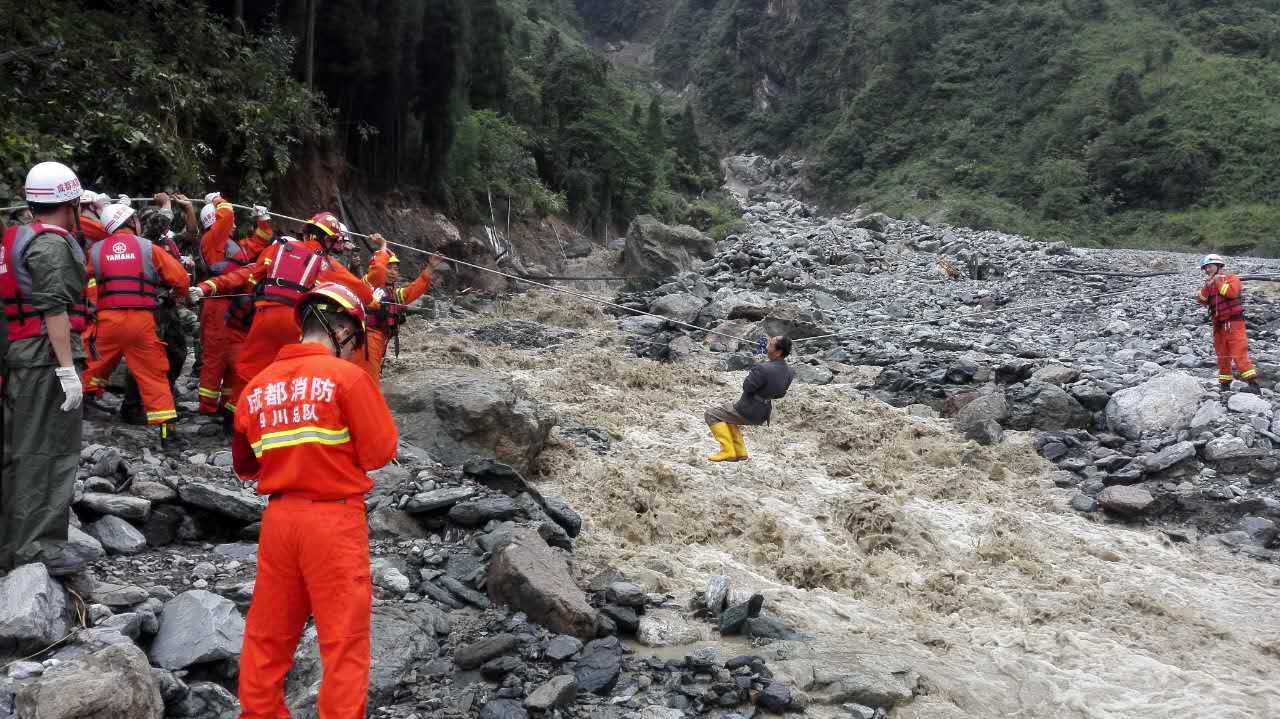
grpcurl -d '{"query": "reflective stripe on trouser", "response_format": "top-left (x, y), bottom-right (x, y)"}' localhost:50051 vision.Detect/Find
top-left (198, 299), bottom-right (246, 415)
top-left (349, 329), bottom-right (388, 382)
top-left (1213, 320), bottom-right (1257, 381)
top-left (231, 305), bottom-right (301, 408)
top-left (79, 310), bottom-right (175, 425)
top-left (238, 497), bottom-right (371, 718)
top-left (122, 306), bottom-right (188, 422)
top-left (1, 365), bottom-right (82, 570)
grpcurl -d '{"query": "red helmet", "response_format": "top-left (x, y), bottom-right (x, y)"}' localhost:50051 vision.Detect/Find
top-left (295, 283), bottom-right (366, 348)
top-left (306, 211), bottom-right (341, 240)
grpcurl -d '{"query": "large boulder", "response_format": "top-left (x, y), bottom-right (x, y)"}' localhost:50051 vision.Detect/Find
top-left (1097, 486), bottom-right (1155, 516)
top-left (1005, 382), bottom-right (1091, 431)
top-left (648, 293), bottom-right (706, 325)
top-left (701, 288), bottom-right (772, 322)
top-left (1104, 372), bottom-right (1204, 439)
top-left (84, 514), bottom-right (148, 556)
top-left (760, 304), bottom-right (830, 341)
top-left (286, 604), bottom-right (448, 717)
top-left (149, 590), bottom-right (245, 670)
top-left (622, 215), bottom-right (716, 285)
top-left (385, 368), bottom-right (556, 475)
top-left (953, 391), bottom-right (1009, 445)
top-left (0, 563), bottom-right (68, 654)
top-left (177, 479), bottom-right (266, 523)
top-left (14, 643), bottom-right (163, 719)
top-left (487, 528), bottom-right (597, 639)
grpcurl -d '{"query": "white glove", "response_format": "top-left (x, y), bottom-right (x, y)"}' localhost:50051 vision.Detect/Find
top-left (55, 367), bottom-right (82, 412)
top-left (114, 194), bottom-right (130, 204)
top-left (372, 288), bottom-right (386, 303)
top-left (253, 205), bottom-right (270, 221)
top-left (204, 192), bottom-right (221, 205)
top-left (188, 286), bottom-right (205, 304)
top-left (181, 255), bottom-right (195, 267)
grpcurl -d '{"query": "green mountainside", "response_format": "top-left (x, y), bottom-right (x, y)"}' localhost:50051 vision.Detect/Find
top-left (577, 0), bottom-right (1280, 254)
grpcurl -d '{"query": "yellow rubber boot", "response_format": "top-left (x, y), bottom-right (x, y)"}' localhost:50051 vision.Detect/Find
top-left (729, 425), bottom-right (748, 462)
top-left (707, 423), bottom-right (736, 462)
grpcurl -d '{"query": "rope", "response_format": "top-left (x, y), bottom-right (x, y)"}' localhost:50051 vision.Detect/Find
top-left (791, 273), bottom-right (1195, 345)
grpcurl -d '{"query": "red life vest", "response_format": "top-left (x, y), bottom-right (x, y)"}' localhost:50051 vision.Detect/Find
top-left (367, 287), bottom-right (407, 334)
top-left (90, 232), bottom-right (162, 311)
top-left (255, 240), bottom-right (324, 306)
top-left (208, 232), bottom-right (252, 276)
top-left (0, 223), bottom-right (91, 341)
top-left (1206, 275), bottom-right (1245, 325)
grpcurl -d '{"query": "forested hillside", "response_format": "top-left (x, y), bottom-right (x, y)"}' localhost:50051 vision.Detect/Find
top-left (0, 0), bottom-right (722, 234)
top-left (577, 0), bottom-right (1280, 254)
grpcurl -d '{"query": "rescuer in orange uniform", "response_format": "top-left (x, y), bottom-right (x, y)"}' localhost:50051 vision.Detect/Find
top-left (190, 212), bottom-right (383, 403)
top-left (231, 283), bottom-right (396, 718)
top-left (80, 204), bottom-right (190, 445)
top-left (196, 194), bottom-right (273, 416)
top-left (1196, 254), bottom-right (1262, 393)
top-left (355, 243), bottom-right (445, 381)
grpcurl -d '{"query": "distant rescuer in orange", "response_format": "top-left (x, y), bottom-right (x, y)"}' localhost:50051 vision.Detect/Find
top-left (1196, 254), bottom-right (1262, 394)
top-left (189, 212), bottom-right (383, 403)
top-left (232, 283), bottom-right (397, 718)
top-left (356, 238), bottom-right (446, 381)
top-left (196, 193), bottom-right (273, 417)
top-left (80, 203), bottom-right (190, 446)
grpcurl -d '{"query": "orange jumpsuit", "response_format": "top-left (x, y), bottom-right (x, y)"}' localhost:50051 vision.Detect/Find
top-left (80, 214), bottom-right (108, 245)
top-left (197, 203), bottom-right (272, 414)
top-left (1197, 273), bottom-right (1258, 384)
top-left (198, 239), bottom-right (384, 405)
top-left (353, 253), bottom-right (432, 381)
top-left (231, 342), bottom-right (397, 719)
top-left (81, 232), bottom-right (190, 424)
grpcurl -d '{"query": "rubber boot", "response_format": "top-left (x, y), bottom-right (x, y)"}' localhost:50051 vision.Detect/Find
top-left (707, 423), bottom-right (736, 462)
top-left (1245, 381), bottom-right (1263, 395)
top-left (1220, 382), bottom-right (1232, 392)
top-left (159, 422), bottom-right (185, 452)
top-left (729, 425), bottom-right (749, 462)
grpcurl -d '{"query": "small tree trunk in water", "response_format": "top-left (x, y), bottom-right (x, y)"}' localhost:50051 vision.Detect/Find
top-left (304, 0), bottom-right (317, 89)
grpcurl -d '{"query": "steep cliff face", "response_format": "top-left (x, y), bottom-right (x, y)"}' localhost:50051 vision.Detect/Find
top-left (576, 0), bottom-right (1280, 254)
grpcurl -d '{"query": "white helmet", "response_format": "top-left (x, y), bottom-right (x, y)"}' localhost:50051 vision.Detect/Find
top-left (1200, 254), bottom-right (1227, 269)
top-left (101, 203), bottom-right (137, 234)
top-left (199, 203), bottom-right (218, 229)
top-left (24, 162), bottom-right (82, 205)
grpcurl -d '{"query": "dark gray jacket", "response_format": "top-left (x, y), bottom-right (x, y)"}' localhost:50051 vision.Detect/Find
top-left (733, 359), bottom-right (794, 425)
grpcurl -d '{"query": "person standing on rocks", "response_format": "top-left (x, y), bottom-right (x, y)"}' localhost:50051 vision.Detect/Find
top-left (354, 239), bottom-right (446, 381)
top-left (704, 335), bottom-right (794, 462)
top-left (1196, 254), bottom-right (1262, 393)
top-left (0, 161), bottom-right (91, 572)
top-left (231, 283), bottom-right (397, 718)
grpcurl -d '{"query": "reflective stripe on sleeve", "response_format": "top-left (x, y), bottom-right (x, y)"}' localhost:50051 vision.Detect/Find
top-left (250, 425), bottom-right (351, 457)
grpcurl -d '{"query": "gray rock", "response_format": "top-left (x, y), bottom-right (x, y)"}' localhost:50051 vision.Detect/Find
top-left (702, 288), bottom-right (771, 321)
top-left (704, 575), bottom-right (731, 615)
top-left (1143, 441), bottom-right (1196, 473)
top-left (1070, 494), bottom-right (1098, 513)
top-left (623, 215), bottom-right (716, 285)
top-left (1031, 364), bottom-right (1081, 385)
top-left (480, 655), bottom-right (524, 679)
top-left (286, 604), bottom-right (445, 716)
top-left (954, 392), bottom-right (1008, 445)
top-left (404, 486), bottom-right (477, 513)
top-left (439, 575), bottom-right (491, 608)
top-left (77, 492), bottom-right (151, 521)
top-left (650, 293), bottom-right (707, 325)
top-left (84, 514), bottom-right (148, 555)
top-left (89, 581), bottom-right (148, 607)
top-left (1227, 393), bottom-right (1272, 415)
top-left (487, 527), bottom-right (597, 639)
top-left (98, 612), bottom-right (143, 640)
top-left (367, 508), bottom-right (429, 539)
top-left (1239, 516), bottom-right (1278, 545)
top-left (0, 563), bottom-right (68, 654)
top-left (792, 363), bottom-right (835, 385)
top-left (1204, 436), bottom-right (1261, 461)
top-left (1097, 486), bottom-right (1155, 516)
top-left (1191, 401), bottom-right (1226, 431)
top-left (455, 633), bottom-right (518, 669)
top-left (1104, 372), bottom-right (1204, 439)
top-left (385, 368), bottom-right (556, 475)
top-left (758, 681), bottom-right (793, 712)
top-left (1006, 382), bottom-right (1090, 431)
top-left (40, 525), bottom-right (105, 576)
top-left (480, 698), bottom-right (528, 719)
top-left (149, 590), bottom-right (245, 670)
top-left (605, 581), bottom-right (647, 607)
top-left (574, 636), bottom-right (624, 695)
top-left (600, 604), bottom-right (639, 634)
top-left (177, 480), bottom-right (265, 523)
top-left (14, 643), bottom-right (163, 719)
top-left (814, 670), bottom-right (914, 708)
top-left (636, 609), bottom-right (701, 647)
top-left (720, 594), bottom-right (765, 635)
top-left (543, 496), bottom-right (583, 538)
top-left (167, 680), bottom-right (237, 718)
top-left (544, 635), bottom-right (583, 662)
top-left (151, 667), bottom-right (189, 706)
top-left (525, 674), bottom-right (578, 711)
top-left (448, 496), bottom-right (518, 526)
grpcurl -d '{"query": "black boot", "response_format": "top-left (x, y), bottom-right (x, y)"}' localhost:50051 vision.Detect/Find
top-left (221, 409), bottom-right (235, 437)
top-left (1245, 381), bottom-right (1263, 395)
top-left (159, 422), bottom-right (185, 452)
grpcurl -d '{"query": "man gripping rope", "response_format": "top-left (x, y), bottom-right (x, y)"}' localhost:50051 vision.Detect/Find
top-left (189, 212), bottom-right (383, 407)
top-left (80, 203), bottom-right (190, 447)
top-left (1196, 254), bottom-right (1262, 394)
top-left (704, 336), bottom-right (794, 462)
top-left (232, 283), bottom-right (396, 718)
top-left (0, 162), bottom-right (92, 572)
top-left (355, 241), bottom-right (445, 381)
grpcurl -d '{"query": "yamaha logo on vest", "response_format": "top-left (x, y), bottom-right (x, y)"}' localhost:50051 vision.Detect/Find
top-left (106, 241), bottom-right (138, 262)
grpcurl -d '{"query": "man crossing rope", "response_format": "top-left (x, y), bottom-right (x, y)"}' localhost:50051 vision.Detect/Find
top-left (0, 161), bottom-right (92, 573)
top-left (196, 193), bottom-right (273, 419)
top-left (1196, 254), bottom-right (1262, 393)
top-left (80, 203), bottom-right (189, 447)
top-left (355, 241), bottom-right (445, 381)
top-left (189, 212), bottom-right (383, 407)
top-left (704, 336), bottom-right (794, 462)
top-left (231, 283), bottom-right (396, 718)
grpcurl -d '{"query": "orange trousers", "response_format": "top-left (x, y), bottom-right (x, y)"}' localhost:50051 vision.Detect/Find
top-left (198, 299), bottom-right (246, 415)
top-left (82, 310), bottom-right (176, 425)
top-left (230, 305), bottom-right (301, 409)
top-left (350, 329), bottom-right (389, 382)
top-left (1213, 320), bottom-right (1257, 383)
top-left (239, 496), bottom-right (371, 718)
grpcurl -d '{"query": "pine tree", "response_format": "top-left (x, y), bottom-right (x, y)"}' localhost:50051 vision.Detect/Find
top-left (470, 0), bottom-right (511, 112)
top-left (645, 97), bottom-right (664, 151)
